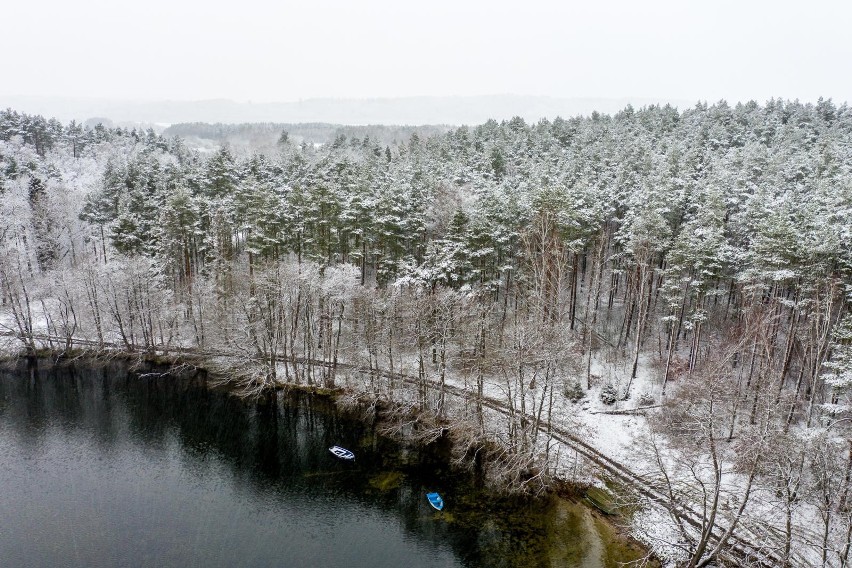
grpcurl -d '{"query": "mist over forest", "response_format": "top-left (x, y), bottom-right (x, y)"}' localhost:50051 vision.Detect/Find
top-left (1, 98), bottom-right (852, 566)
top-left (0, 94), bottom-right (694, 127)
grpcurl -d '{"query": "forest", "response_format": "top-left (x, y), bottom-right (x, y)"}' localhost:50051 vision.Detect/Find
top-left (1, 99), bottom-right (851, 567)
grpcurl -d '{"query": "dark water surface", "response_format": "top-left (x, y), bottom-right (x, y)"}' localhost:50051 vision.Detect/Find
top-left (0, 361), bottom-right (635, 567)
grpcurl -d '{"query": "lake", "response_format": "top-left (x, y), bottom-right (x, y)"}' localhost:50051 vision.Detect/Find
top-left (0, 359), bottom-right (645, 567)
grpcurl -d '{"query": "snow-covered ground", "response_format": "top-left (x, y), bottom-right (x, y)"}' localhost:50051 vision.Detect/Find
top-left (0, 308), bottom-right (829, 567)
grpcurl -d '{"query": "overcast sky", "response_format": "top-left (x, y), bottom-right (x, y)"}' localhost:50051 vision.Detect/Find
top-left (3, 0), bottom-right (850, 105)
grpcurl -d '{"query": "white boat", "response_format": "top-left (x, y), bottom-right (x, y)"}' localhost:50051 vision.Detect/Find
top-left (329, 445), bottom-right (355, 460)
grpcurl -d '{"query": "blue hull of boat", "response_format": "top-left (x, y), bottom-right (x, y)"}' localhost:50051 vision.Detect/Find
top-left (426, 492), bottom-right (444, 511)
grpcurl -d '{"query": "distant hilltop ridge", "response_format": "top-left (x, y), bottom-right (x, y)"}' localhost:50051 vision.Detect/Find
top-left (0, 94), bottom-right (695, 126)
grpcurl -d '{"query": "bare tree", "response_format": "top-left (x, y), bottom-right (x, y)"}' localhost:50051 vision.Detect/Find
top-left (645, 359), bottom-right (768, 567)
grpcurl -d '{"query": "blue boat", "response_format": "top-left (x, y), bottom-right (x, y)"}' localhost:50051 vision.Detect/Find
top-left (426, 492), bottom-right (444, 511)
top-left (329, 445), bottom-right (355, 460)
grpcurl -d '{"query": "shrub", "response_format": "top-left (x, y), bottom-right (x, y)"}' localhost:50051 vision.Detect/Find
top-left (599, 383), bottom-right (618, 406)
top-left (565, 380), bottom-right (585, 402)
top-left (638, 392), bottom-right (655, 406)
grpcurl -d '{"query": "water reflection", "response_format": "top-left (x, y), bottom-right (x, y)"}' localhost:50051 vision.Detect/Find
top-left (0, 360), bottom-right (627, 568)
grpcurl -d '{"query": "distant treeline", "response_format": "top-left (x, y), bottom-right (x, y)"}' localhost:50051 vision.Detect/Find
top-left (163, 121), bottom-right (452, 152)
